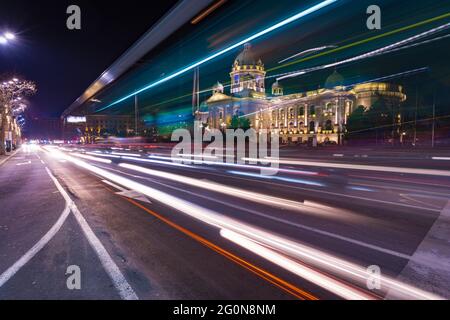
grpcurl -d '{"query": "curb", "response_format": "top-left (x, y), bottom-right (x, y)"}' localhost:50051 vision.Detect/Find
top-left (0, 148), bottom-right (21, 167)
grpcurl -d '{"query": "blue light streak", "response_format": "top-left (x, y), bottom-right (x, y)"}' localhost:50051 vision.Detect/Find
top-left (228, 170), bottom-right (325, 187)
top-left (97, 0), bottom-right (338, 111)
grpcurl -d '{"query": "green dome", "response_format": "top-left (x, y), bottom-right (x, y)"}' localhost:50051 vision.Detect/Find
top-left (324, 70), bottom-right (344, 89)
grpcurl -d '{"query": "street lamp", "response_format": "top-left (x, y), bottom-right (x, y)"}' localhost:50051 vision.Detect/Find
top-left (4, 32), bottom-right (15, 40)
top-left (0, 31), bottom-right (16, 45)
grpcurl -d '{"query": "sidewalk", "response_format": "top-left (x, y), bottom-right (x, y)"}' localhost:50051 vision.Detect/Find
top-left (0, 148), bottom-right (21, 167)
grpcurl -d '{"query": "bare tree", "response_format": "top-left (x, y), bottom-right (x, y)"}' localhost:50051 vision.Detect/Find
top-left (0, 77), bottom-right (36, 155)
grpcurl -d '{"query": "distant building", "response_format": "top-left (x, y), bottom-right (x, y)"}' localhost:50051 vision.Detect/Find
top-left (198, 43), bottom-right (406, 145)
top-left (63, 114), bottom-right (135, 143)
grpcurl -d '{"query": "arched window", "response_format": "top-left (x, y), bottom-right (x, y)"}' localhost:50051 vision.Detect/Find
top-left (298, 105), bottom-right (305, 117)
top-left (309, 121), bottom-right (315, 133)
top-left (309, 105), bottom-right (315, 115)
top-left (325, 119), bottom-right (333, 131)
top-left (289, 108), bottom-right (294, 119)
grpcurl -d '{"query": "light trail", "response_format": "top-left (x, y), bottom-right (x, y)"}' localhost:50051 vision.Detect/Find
top-left (227, 170), bottom-right (324, 187)
top-left (221, 229), bottom-right (375, 300)
top-left (147, 154), bottom-right (320, 176)
top-left (118, 162), bottom-right (333, 215)
top-left (122, 197), bottom-right (317, 300)
top-left (71, 153), bottom-right (112, 164)
top-left (85, 152), bottom-right (121, 158)
top-left (111, 152), bottom-right (142, 157)
top-left (121, 156), bottom-right (193, 168)
top-left (96, 0), bottom-right (338, 111)
top-left (128, 13), bottom-right (450, 113)
top-left (277, 22), bottom-right (450, 81)
top-left (269, 11), bottom-right (450, 73)
top-left (278, 45), bottom-right (338, 63)
top-left (244, 157), bottom-right (450, 177)
top-left (46, 147), bottom-right (443, 300)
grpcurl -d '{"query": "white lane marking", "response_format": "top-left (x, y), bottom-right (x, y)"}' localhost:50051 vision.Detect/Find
top-left (40, 160), bottom-right (45, 165)
top-left (69, 201), bottom-right (138, 300)
top-left (102, 179), bottom-right (126, 191)
top-left (0, 208), bottom-right (70, 288)
top-left (102, 179), bottom-right (152, 203)
top-left (0, 172), bottom-right (71, 288)
top-left (432, 157), bottom-right (450, 161)
top-left (50, 171), bottom-right (138, 300)
top-left (99, 164), bottom-right (412, 259)
top-left (16, 161), bottom-right (31, 166)
top-left (333, 154), bottom-right (344, 157)
top-left (116, 190), bottom-right (152, 204)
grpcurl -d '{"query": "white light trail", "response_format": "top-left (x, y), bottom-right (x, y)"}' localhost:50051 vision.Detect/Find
top-left (147, 154), bottom-right (319, 176)
top-left (277, 22), bottom-right (450, 81)
top-left (119, 162), bottom-right (369, 222)
top-left (98, 0), bottom-right (338, 111)
top-left (121, 156), bottom-right (192, 168)
top-left (72, 153), bottom-right (112, 164)
top-left (278, 45), bottom-right (338, 63)
top-left (85, 152), bottom-right (121, 158)
top-left (221, 229), bottom-right (374, 300)
top-left (244, 157), bottom-right (450, 177)
top-left (46, 147), bottom-right (442, 300)
top-left (111, 152), bottom-right (142, 157)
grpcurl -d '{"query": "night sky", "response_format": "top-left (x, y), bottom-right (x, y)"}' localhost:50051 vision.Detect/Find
top-left (0, 0), bottom-right (176, 117)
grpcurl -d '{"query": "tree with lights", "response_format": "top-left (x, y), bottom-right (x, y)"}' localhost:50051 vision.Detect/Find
top-left (0, 77), bottom-right (36, 155)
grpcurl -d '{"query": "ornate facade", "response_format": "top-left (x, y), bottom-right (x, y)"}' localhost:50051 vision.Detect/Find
top-left (198, 43), bottom-right (406, 145)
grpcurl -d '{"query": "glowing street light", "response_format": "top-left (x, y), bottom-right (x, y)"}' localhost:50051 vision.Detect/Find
top-left (4, 32), bottom-right (15, 40)
top-left (0, 32), bottom-right (16, 45)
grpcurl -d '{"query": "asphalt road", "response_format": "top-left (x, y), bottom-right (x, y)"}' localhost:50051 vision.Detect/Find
top-left (0, 145), bottom-right (449, 300)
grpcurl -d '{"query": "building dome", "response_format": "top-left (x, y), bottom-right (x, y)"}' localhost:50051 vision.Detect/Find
top-left (271, 81), bottom-right (283, 96)
top-left (272, 81), bottom-right (282, 89)
top-left (212, 81), bottom-right (224, 94)
top-left (324, 70), bottom-right (344, 89)
top-left (234, 43), bottom-right (263, 67)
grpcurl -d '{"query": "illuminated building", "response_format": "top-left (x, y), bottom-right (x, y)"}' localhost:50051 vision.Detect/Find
top-left (201, 43), bottom-right (406, 145)
top-left (63, 114), bottom-right (135, 143)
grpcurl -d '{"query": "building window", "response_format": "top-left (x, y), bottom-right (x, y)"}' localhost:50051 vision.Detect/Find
top-left (298, 106), bottom-right (304, 117)
top-left (309, 105), bottom-right (315, 116)
top-left (289, 108), bottom-right (294, 119)
top-left (309, 121), bottom-right (315, 133)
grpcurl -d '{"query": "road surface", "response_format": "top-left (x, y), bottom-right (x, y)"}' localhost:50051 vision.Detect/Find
top-left (0, 145), bottom-right (449, 300)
